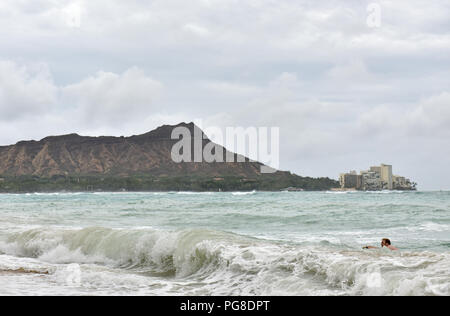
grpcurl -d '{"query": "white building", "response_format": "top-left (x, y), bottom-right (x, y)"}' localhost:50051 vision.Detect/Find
top-left (339, 164), bottom-right (415, 191)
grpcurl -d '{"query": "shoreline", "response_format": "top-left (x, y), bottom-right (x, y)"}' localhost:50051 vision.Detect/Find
top-left (0, 189), bottom-right (429, 195)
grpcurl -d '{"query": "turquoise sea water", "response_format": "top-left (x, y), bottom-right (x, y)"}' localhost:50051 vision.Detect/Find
top-left (0, 191), bottom-right (449, 296)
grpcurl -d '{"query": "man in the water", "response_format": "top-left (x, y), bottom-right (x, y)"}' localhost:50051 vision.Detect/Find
top-left (363, 238), bottom-right (398, 251)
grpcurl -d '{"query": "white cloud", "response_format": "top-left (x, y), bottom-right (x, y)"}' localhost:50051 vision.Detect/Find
top-left (0, 61), bottom-right (57, 121)
top-left (0, 61), bottom-right (168, 142)
top-left (182, 23), bottom-right (211, 37)
top-left (409, 92), bottom-right (450, 132)
top-left (327, 61), bottom-right (374, 82)
top-left (202, 81), bottom-right (261, 97)
top-left (358, 92), bottom-right (450, 137)
top-left (0, 0), bottom-right (449, 188)
top-left (62, 67), bottom-right (164, 127)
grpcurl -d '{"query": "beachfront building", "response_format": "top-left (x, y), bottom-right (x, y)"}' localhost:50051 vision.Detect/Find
top-left (380, 164), bottom-right (393, 190)
top-left (393, 175), bottom-right (416, 190)
top-left (361, 170), bottom-right (382, 190)
top-left (339, 171), bottom-right (363, 190)
top-left (339, 164), bottom-right (416, 191)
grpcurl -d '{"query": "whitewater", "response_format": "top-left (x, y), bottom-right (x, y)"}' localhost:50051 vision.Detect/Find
top-left (0, 191), bottom-right (448, 296)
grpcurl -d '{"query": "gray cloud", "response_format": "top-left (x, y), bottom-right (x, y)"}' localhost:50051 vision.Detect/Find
top-left (0, 61), bottom-right (167, 142)
top-left (62, 67), bottom-right (164, 128)
top-left (0, 61), bottom-right (57, 120)
top-left (0, 0), bottom-right (449, 189)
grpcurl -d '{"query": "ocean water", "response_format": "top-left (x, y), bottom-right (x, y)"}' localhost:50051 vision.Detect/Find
top-left (0, 191), bottom-right (449, 296)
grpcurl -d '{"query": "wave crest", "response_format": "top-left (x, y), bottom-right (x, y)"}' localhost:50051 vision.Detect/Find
top-left (1, 227), bottom-right (449, 295)
top-left (1, 227), bottom-right (233, 278)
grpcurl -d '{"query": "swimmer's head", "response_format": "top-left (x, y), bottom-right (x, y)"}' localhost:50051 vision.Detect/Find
top-left (381, 238), bottom-right (391, 247)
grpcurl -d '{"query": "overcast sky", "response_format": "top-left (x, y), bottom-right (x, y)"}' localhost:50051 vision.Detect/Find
top-left (0, 0), bottom-right (449, 189)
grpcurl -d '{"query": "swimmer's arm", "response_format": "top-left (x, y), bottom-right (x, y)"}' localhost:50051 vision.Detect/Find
top-left (387, 245), bottom-right (398, 251)
top-left (363, 245), bottom-right (399, 250)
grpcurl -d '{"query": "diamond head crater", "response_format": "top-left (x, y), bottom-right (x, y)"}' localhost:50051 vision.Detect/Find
top-left (0, 123), bottom-right (338, 193)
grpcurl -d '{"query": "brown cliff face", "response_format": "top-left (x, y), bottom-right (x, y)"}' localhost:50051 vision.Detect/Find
top-left (0, 123), bottom-right (266, 178)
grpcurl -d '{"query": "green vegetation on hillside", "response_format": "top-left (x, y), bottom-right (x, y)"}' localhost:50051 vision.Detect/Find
top-left (0, 174), bottom-right (339, 193)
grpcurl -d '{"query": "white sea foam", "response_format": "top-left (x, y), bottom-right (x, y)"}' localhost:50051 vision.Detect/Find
top-left (1, 227), bottom-right (448, 296)
top-left (404, 222), bottom-right (450, 233)
top-left (367, 190), bottom-right (406, 194)
top-left (1, 191), bottom-right (448, 296)
top-left (176, 192), bottom-right (215, 195)
top-left (232, 190), bottom-right (256, 196)
top-left (326, 191), bottom-right (352, 194)
top-left (418, 222), bottom-right (450, 232)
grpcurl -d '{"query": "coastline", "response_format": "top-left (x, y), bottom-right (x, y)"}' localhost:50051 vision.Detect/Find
top-left (0, 174), bottom-right (339, 193)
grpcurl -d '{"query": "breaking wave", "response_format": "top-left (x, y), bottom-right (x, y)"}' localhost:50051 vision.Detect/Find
top-left (232, 191), bottom-right (257, 196)
top-left (1, 227), bottom-right (449, 296)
